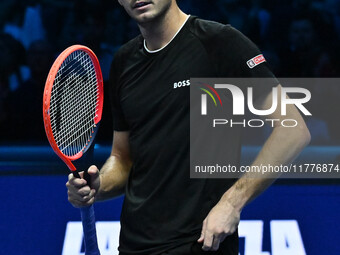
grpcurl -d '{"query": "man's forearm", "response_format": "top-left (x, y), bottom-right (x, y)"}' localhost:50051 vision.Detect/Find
top-left (95, 154), bottom-right (132, 202)
top-left (220, 124), bottom-right (311, 211)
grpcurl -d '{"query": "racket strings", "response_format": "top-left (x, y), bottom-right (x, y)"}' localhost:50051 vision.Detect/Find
top-left (58, 53), bottom-right (97, 156)
top-left (57, 71), bottom-right (97, 155)
top-left (50, 52), bottom-right (94, 105)
top-left (55, 75), bottom-right (97, 132)
top-left (53, 53), bottom-right (95, 92)
top-left (53, 97), bottom-right (98, 149)
top-left (50, 56), bottom-right (95, 130)
top-left (49, 50), bottom-right (99, 157)
top-left (50, 84), bottom-right (98, 140)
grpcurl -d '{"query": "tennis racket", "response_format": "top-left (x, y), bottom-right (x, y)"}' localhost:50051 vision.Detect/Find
top-left (43, 45), bottom-right (103, 255)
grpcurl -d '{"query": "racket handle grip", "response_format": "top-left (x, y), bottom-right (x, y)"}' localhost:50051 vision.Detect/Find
top-left (83, 169), bottom-right (92, 187)
top-left (80, 205), bottom-right (101, 255)
top-left (73, 170), bottom-right (92, 187)
top-left (73, 171), bottom-right (81, 178)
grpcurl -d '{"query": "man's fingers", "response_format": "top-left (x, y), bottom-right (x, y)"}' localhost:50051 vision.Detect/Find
top-left (66, 167), bottom-right (99, 208)
top-left (202, 231), bottom-right (214, 251)
top-left (68, 171), bottom-right (85, 180)
top-left (78, 186), bottom-right (91, 196)
top-left (68, 189), bottom-right (96, 205)
top-left (197, 219), bottom-right (207, 242)
top-left (68, 186), bottom-right (94, 200)
top-left (212, 234), bottom-right (221, 251)
top-left (68, 196), bottom-right (95, 208)
top-left (84, 189), bottom-right (96, 201)
top-left (197, 235), bottom-right (204, 243)
top-left (67, 173), bottom-right (86, 188)
top-left (67, 173), bottom-right (75, 182)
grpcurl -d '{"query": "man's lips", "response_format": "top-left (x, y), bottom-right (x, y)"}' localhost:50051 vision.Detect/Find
top-left (133, 1), bottom-right (151, 9)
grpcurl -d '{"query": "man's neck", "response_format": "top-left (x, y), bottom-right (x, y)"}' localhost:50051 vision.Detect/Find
top-left (139, 7), bottom-right (188, 51)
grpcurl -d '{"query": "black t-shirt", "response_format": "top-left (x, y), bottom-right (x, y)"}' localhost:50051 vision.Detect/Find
top-left (109, 16), bottom-right (277, 254)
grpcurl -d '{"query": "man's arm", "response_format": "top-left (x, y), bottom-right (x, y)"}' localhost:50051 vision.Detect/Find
top-left (66, 131), bottom-right (132, 208)
top-left (96, 131), bottom-right (132, 201)
top-left (199, 85), bottom-right (311, 251)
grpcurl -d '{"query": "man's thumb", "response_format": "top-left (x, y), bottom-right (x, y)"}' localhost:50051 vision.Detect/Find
top-left (88, 165), bottom-right (99, 177)
top-left (85, 165), bottom-right (100, 190)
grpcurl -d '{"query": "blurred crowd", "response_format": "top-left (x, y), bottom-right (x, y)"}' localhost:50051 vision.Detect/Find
top-left (0, 0), bottom-right (339, 144)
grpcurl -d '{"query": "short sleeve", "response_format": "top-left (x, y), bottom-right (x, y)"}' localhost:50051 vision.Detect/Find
top-left (109, 53), bottom-right (130, 131)
top-left (216, 26), bottom-right (279, 101)
top-left (224, 26), bottom-right (276, 79)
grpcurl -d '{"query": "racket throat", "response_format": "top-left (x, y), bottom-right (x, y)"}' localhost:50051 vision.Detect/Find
top-left (62, 157), bottom-right (76, 171)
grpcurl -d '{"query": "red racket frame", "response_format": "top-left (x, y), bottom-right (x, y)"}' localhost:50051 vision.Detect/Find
top-left (43, 45), bottom-right (104, 171)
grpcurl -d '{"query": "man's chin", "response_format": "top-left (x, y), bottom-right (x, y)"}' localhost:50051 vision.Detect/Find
top-left (134, 13), bottom-right (157, 24)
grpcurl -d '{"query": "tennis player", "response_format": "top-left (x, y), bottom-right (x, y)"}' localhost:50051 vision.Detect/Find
top-left (66, 0), bottom-right (311, 254)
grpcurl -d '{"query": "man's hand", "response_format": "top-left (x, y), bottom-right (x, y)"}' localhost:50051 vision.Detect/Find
top-left (197, 201), bottom-right (240, 251)
top-left (66, 165), bottom-right (101, 208)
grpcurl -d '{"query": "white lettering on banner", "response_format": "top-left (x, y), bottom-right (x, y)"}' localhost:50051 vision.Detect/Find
top-left (270, 220), bottom-right (306, 255)
top-left (238, 221), bottom-right (270, 255)
top-left (62, 220), bottom-right (306, 255)
top-left (62, 222), bottom-right (120, 255)
top-left (62, 222), bottom-right (83, 255)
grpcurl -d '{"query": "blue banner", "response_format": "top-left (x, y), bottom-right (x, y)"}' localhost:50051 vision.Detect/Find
top-left (0, 175), bottom-right (339, 255)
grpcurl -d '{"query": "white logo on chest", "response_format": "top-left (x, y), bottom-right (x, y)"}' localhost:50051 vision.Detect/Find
top-left (173, 80), bottom-right (190, 89)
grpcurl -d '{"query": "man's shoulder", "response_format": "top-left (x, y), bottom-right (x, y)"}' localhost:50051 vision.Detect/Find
top-left (115, 34), bottom-right (143, 60)
top-left (187, 16), bottom-right (255, 53)
top-left (188, 16), bottom-right (236, 40)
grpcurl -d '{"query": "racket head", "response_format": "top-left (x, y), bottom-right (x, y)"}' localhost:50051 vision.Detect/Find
top-left (43, 45), bottom-right (103, 171)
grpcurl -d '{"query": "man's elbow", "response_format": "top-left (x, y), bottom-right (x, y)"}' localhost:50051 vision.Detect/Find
top-left (295, 123), bottom-right (311, 148)
top-left (274, 120), bottom-right (311, 149)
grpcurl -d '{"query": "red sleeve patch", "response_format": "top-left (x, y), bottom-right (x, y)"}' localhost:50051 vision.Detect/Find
top-left (247, 54), bottom-right (266, 69)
